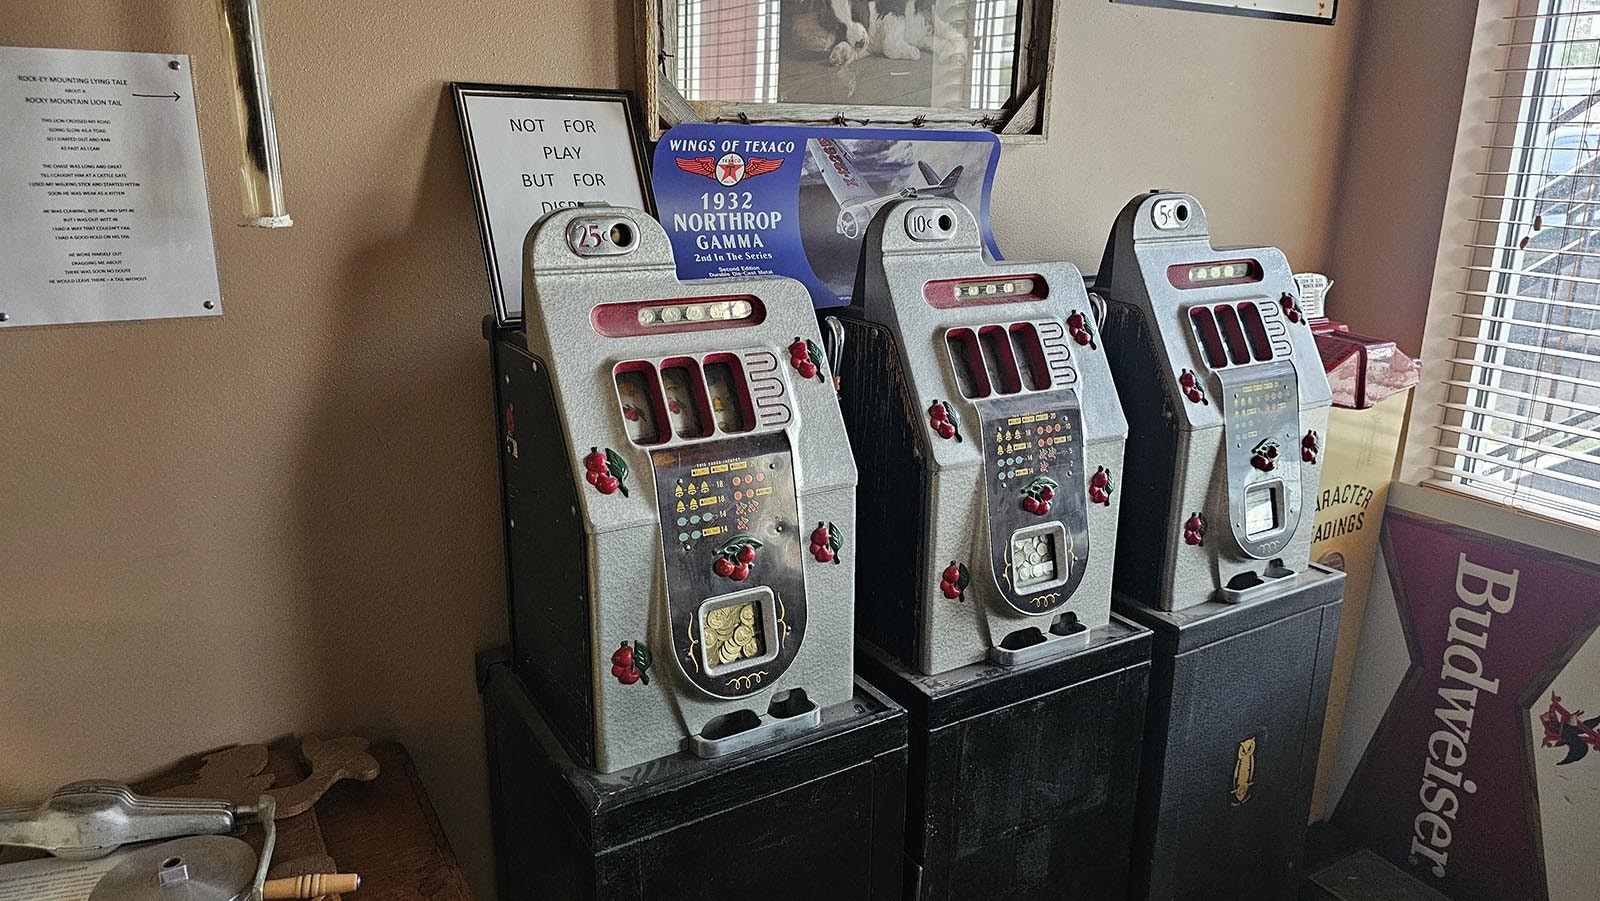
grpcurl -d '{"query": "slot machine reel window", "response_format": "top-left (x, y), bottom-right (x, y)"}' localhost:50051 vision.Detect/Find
top-left (1187, 301), bottom-right (1277, 369)
top-left (614, 362), bottom-right (669, 445)
top-left (614, 354), bottom-right (758, 444)
top-left (660, 358), bottom-right (713, 440)
top-left (944, 321), bottom-right (1052, 399)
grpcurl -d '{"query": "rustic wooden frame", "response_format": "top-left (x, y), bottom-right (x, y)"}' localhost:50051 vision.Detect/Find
top-left (637, 1), bottom-right (1059, 143)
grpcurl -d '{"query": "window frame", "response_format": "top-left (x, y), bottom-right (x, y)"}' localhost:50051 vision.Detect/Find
top-left (1403, 0), bottom-right (1600, 534)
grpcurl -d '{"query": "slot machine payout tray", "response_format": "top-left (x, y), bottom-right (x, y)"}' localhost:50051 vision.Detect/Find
top-left (479, 658), bottom-right (908, 901)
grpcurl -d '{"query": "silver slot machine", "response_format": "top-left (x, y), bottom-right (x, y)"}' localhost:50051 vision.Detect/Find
top-left (492, 206), bottom-right (858, 773)
top-left (1093, 191), bottom-right (1331, 611)
top-left (834, 198), bottom-right (1128, 675)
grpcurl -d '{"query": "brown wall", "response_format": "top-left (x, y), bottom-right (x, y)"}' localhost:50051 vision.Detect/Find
top-left (1325, 0), bottom-right (1479, 354)
top-left (1, 1), bottom-right (1360, 895)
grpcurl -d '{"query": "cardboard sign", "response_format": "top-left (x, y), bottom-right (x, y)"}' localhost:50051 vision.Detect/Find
top-left (1329, 501), bottom-right (1600, 900)
top-left (452, 84), bottom-right (652, 324)
top-left (651, 124), bottom-right (1000, 309)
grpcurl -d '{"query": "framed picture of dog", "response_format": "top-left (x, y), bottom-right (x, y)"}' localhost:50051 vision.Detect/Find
top-left (638, 1), bottom-right (1058, 141)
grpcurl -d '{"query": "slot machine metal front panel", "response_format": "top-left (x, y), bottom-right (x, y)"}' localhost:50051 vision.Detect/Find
top-left (494, 207), bottom-right (858, 773)
top-left (1095, 192), bottom-right (1330, 612)
top-left (839, 199), bottom-right (1128, 675)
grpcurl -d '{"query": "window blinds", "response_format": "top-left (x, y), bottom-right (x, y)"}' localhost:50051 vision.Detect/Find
top-left (1430, 0), bottom-right (1600, 528)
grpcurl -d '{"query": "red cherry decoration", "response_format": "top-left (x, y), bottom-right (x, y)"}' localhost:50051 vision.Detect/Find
top-left (1038, 501), bottom-right (1051, 515)
top-left (612, 644), bottom-right (633, 668)
top-left (1281, 294), bottom-right (1304, 324)
top-left (1039, 486), bottom-right (1055, 501)
top-left (1023, 496), bottom-right (1041, 514)
top-left (738, 545), bottom-right (756, 564)
top-left (942, 563), bottom-right (962, 583)
top-left (713, 557), bottom-right (736, 578)
top-left (585, 470), bottom-right (601, 486)
top-left (812, 526), bottom-right (831, 545)
top-left (928, 402), bottom-right (948, 422)
top-left (940, 580), bottom-right (960, 599)
top-left (797, 361), bottom-right (818, 379)
top-left (731, 563), bottom-right (751, 582)
top-left (584, 451), bottom-right (607, 472)
top-left (813, 546), bottom-right (835, 563)
top-left (616, 668), bottom-right (640, 685)
top-left (596, 474), bottom-right (620, 495)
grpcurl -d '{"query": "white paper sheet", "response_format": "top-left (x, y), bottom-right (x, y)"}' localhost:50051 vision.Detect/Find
top-left (0, 46), bottom-right (222, 328)
top-left (0, 851), bottom-right (127, 901)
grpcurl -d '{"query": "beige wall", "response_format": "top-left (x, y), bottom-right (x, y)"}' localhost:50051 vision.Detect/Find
top-left (1, 1), bottom-right (1360, 895)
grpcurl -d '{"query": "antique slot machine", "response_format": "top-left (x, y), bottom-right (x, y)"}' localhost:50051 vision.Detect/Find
top-left (1092, 190), bottom-right (1331, 611)
top-left (834, 198), bottom-right (1129, 676)
top-left (1094, 191), bottom-right (1344, 901)
top-left (489, 205), bottom-right (858, 774)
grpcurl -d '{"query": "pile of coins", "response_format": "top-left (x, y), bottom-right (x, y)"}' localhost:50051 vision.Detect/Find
top-left (704, 601), bottom-right (764, 665)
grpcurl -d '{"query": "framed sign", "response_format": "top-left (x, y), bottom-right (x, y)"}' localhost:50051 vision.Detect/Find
top-left (639, 0), bottom-right (1059, 141)
top-left (451, 83), bottom-right (653, 324)
top-left (1110, 0), bottom-right (1336, 24)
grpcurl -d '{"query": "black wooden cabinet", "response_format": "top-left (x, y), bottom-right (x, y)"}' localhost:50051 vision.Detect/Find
top-left (1118, 565), bottom-right (1344, 901)
top-left (480, 659), bottom-right (908, 900)
top-left (857, 617), bottom-right (1153, 901)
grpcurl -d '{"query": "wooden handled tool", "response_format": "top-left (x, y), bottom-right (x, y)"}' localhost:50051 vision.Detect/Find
top-left (262, 873), bottom-right (361, 898)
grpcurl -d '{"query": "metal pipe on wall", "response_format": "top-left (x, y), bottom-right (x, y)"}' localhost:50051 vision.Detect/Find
top-left (215, 0), bottom-right (292, 227)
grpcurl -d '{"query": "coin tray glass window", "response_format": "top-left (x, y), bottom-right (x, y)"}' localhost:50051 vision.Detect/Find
top-left (1010, 522), bottom-right (1071, 592)
top-left (697, 588), bottom-right (780, 675)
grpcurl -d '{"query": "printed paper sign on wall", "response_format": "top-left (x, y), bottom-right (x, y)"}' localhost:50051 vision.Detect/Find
top-left (0, 46), bottom-right (220, 328)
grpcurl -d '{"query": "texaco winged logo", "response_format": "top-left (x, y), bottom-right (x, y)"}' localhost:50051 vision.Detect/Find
top-left (676, 152), bottom-right (784, 187)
